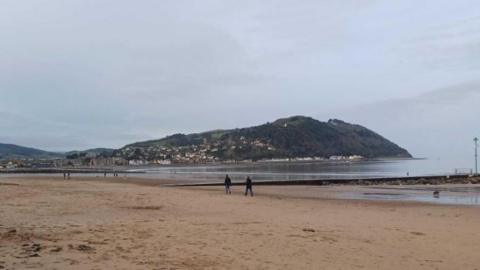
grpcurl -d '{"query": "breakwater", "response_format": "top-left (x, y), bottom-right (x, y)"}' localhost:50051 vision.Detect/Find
top-left (172, 174), bottom-right (480, 187)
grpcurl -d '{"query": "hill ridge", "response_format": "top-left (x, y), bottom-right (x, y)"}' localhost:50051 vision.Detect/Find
top-left (116, 116), bottom-right (411, 162)
top-left (0, 143), bottom-right (62, 160)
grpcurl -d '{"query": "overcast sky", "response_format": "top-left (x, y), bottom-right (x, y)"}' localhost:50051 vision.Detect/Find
top-left (0, 0), bottom-right (479, 164)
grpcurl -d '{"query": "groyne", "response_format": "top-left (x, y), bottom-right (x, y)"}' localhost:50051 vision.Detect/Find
top-left (171, 174), bottom-right (480, 187)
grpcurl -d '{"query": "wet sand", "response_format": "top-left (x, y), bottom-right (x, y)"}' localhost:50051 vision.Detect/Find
top-left (1, 176), bottom-right (480, 269)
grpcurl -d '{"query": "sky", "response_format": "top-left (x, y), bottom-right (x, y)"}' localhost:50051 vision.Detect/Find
top-left (0, 0), bottom-right (479, 165)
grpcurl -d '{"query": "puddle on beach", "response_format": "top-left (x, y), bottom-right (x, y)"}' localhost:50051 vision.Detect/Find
top-left (339, 186), bottom-right (480, 206)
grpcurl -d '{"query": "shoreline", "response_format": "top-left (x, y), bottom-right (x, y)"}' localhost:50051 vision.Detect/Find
top-left (0, 168), bottom-right (142, 174)
top-left (3, 174), bottom-right (480, 207)
top-left (0, 157), bottom-right (432, 174)
top-left (2, 170), bottom-right (478, 186)
top-left (2, 175), bottom-right (480, 207)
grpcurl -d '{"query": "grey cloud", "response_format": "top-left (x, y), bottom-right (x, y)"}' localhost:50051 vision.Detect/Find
top-left (330, 81), bottom-right (480, 166)
top-left (0, 0), bottom-right (479, 156)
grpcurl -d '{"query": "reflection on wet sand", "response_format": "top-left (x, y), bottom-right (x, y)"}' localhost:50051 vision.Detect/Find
top-left (339, 185), bottom-right (480, 206)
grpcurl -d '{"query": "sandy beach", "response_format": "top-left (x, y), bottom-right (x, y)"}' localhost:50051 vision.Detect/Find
top-left (1, 176), bottom-right (480, 270)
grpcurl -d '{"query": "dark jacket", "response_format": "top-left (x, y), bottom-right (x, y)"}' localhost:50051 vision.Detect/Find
top-left (246, 177), bottom-right (252, 188)
top-left (225, 176), bottom-right (232, 187)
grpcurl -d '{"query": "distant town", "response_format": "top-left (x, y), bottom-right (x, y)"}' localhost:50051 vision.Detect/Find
top-left (0, 143), bottom-right (365, 170)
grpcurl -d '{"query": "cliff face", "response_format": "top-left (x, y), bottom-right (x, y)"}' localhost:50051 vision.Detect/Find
top-left (117, 116), bottom-right (412, 161)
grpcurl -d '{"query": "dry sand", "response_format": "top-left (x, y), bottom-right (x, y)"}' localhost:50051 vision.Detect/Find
top-left (1, 176), bottom-right (479, 270)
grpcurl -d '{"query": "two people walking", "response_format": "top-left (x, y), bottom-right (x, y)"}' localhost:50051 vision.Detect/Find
top-left (224, 174), bottom-right (254, 197)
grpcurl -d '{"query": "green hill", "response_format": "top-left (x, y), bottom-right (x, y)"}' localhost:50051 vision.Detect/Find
top-left (116, 116), bottom-right (411, 161)
top-left (0, 143), bottom-right (62, 160)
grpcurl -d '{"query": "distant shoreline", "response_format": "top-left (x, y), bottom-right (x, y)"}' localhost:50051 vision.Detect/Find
top-left (0, 157), bottom-right (422, 173)
top-left (0, 168), bottom-right (142, 174)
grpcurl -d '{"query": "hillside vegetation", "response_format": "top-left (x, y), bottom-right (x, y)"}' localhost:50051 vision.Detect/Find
top-left (116, 116), bottom-right (411, 161)
top-left (0, 143), bottom-right (62, 160)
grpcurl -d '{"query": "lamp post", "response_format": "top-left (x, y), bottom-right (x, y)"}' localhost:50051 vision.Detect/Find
top-left (475, 137), bottom-right (478, 175)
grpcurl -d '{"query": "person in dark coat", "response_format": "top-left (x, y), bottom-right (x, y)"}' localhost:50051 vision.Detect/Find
top-left (245, 176), bottom-right (254, 197)
top-left (224, 174), bottom-right (232, 194)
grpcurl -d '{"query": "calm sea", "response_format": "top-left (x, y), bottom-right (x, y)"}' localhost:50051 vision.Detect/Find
top-left (132, 158), bottom-right (475, 183)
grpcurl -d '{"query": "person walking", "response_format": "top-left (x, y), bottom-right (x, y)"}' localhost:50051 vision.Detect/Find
top-left (245, 176), bottom-right (254, 197)
top-left (224, 174), bottom-right (232, 194)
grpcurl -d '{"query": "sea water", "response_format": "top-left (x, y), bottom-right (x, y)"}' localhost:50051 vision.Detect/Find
top-left (133, 158), bottom-right (474, 183)
top-left (338, 186), bottom-right (480, 206)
